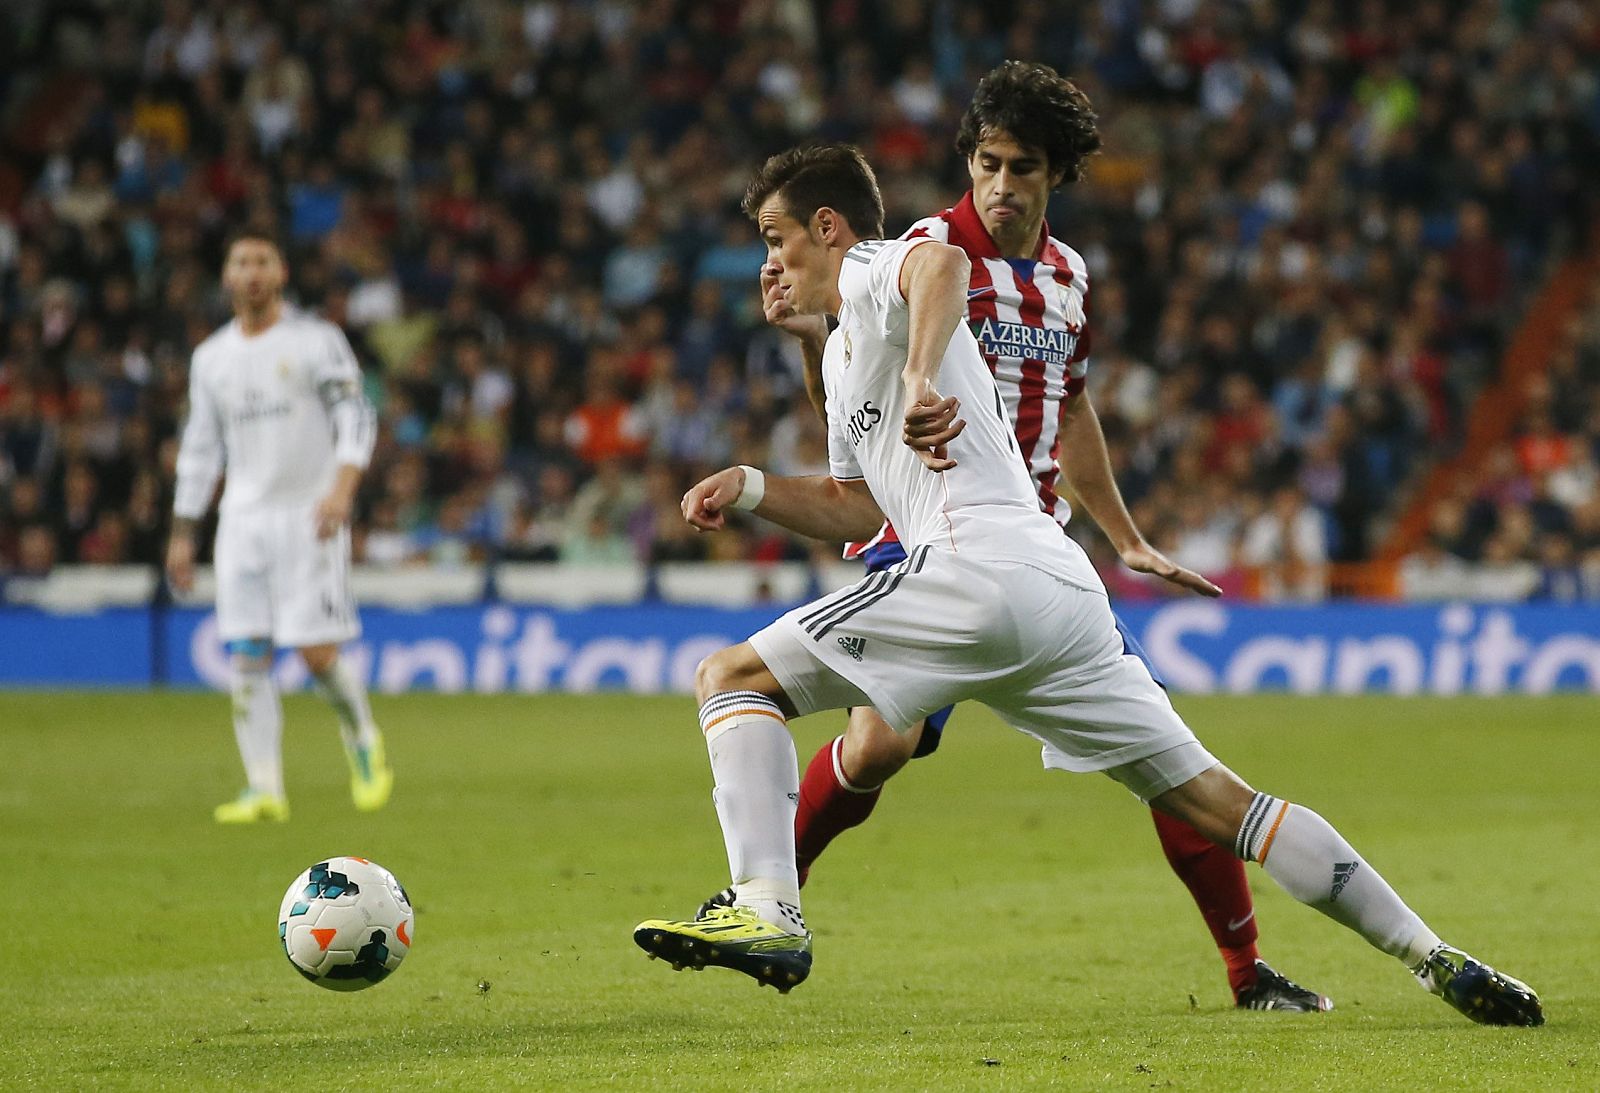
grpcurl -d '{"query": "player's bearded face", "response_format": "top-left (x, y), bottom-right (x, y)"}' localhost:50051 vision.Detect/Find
top-left (756, 197), bottom-right (832, 314)
top-left (223, 242), bottom-right (286, 310)
top-left (968, 131), bottom-right (1063, 243)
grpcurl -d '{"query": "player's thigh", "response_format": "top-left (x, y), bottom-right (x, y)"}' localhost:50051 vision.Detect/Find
top-left (985, 573), bottom-right (1204, 779)
top-left (750, 548), bottom-right (1012, 730)
top-left (268, 510), bottom-right (359, 649)
top-left (213, 513), bottom-right (272, 642)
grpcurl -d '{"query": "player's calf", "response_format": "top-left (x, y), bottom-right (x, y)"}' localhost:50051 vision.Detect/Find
top-left (222, 642), bottom-right (285, 808)
top-left (694, 675), bottom-right (806, 930)
top-left (1154, 762), bottom-right (1543, 1025)
top-left (303, 645), bottom-right (392, 811)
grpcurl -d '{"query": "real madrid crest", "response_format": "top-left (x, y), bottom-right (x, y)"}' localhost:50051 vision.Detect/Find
top-left (842, 330), bottom-right (853, 368)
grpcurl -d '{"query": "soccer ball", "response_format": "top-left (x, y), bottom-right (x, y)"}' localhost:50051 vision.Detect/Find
top-left (278, 856), bottom-right (414, 991)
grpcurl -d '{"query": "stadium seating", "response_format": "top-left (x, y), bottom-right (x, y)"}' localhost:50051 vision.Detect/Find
top-left (1, 1), bottom-right (1596, 601)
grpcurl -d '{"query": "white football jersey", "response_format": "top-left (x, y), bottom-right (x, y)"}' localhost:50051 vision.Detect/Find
top-left (174, 308), bottom-right (375, 518)
top-left (824, 238), bottom-right (1103, 592)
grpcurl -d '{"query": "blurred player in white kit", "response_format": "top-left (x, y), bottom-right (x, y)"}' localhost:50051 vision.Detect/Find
top-left (167, 232), bottom-right (392, 823)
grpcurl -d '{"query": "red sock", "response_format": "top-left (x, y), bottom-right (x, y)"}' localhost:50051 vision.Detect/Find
top-left (1151, 809), bottom-right (1261, 997)
top-left (794, 736), bottom-right (881, 886)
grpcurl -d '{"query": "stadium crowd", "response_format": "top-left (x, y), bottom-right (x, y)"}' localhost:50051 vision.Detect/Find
top-left (1, 0), bottom-right (1598, 600)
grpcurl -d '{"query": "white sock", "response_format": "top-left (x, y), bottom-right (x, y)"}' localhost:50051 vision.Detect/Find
top-left (312, 656), bottom-right (378, 751)
top-left (699, 690), bottom-right (805, 935)
top-left (1238, 793), bottom-right (1441, 967)
top-left (231, 660), bottom-right (284, 798)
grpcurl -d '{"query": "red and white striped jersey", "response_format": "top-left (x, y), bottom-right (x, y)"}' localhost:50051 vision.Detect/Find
top-left (845, 191), bottom-right (1091, 559)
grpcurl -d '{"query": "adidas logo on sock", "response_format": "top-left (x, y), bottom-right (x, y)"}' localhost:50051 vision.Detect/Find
top-left (1330, 861), bottom-right (1360, 901)
top-left (837, 635), bottom-right (866, 661)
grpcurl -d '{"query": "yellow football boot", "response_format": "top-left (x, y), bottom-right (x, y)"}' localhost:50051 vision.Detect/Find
top-left (214, 790), bottom-right (290, 824)
top-left (633, 905), bottom-right (812, 992)
top-left (347, 732), bottom-right (394, 812)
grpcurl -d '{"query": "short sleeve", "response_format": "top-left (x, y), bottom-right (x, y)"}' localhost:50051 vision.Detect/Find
top-left (827, 409), bottom-right (864, 482)
top-left (823, 354), bottom-right (864, 483)
top-left (836, 237), bottom-right (936, 336)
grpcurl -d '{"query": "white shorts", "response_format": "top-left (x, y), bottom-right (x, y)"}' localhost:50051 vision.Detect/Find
top-left (214, 504), bottom-right (359, 649)
top-left (748, 548), bottom-right (1215, 797)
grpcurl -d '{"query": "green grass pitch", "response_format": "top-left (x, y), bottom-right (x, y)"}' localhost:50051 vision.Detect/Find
top-left (1, 691), bottom-right (1595, 1090)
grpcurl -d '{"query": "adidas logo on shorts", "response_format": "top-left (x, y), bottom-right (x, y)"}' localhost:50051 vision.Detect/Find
top-left (837, 635), bottom-right (866, 661)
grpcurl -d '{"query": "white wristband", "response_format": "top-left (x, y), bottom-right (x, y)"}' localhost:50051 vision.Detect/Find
top-left (732, 465), bottom-right (766, 511)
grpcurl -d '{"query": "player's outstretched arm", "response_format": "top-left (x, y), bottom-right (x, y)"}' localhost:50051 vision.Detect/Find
top-left (682, 466), bottom-right (884, 543)
top-left (897, 242), bottom-right (971, 470)
top-left (1060, 391), bottom-right (1221, 597)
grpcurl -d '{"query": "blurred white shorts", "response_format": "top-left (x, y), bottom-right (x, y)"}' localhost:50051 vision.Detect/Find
top-left (214, 503), bottom-right (359, 649)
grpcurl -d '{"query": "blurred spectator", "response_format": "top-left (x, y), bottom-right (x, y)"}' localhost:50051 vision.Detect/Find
top-left (413, 494), bottom-right (485, 568)
top-left (360, 499), bottom-right (421, 567)
top-left (500, 465), bottom-right (576, 563)
top-left (1239, 486), bottom-right (1329, 602)
top-left (565, 364), bottom-right (647, 466)
top-left (1400, 535), bottom-right (1474, 602)
top-left (14, 525), bottom-right (58, 578)
top-left (1530, 532), bottom-right (1583, 602)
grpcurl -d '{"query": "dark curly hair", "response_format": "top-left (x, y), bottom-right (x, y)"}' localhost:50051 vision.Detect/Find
top-left (742, 143), bottom-right (886, 240)
top-left (954, 61), bottom-right (1102, 184)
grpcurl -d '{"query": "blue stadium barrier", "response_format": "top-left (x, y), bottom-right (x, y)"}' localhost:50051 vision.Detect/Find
top-left (1, 600), bottom-right (1597, 695)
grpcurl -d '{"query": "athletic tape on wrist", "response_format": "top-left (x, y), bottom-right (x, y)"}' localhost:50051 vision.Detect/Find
top-left (732, 465), bottom-right (765, 511)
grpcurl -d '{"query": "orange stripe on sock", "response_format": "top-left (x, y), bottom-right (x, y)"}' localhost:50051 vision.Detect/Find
top-left (701, 708), bottom-right (787, 734)
top-left (1256, 801), bottom-right (1292, 864)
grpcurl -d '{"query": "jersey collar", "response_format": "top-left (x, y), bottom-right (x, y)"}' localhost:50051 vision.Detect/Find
top-left (948, 190), bottom-right (1051, 261)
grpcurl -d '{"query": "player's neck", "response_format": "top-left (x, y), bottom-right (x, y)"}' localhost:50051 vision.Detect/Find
top-left (823, 241), bottom-right (858, 316)
top-left (990, 215), bottom-right (1044, 260)
top-left (235, 298), bottom-right (284, 337)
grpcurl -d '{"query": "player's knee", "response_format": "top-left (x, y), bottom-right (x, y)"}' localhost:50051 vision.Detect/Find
top-left (694, 646), bottom-right (759, 704)
top-left (298, 644), bottom-right (338, 677)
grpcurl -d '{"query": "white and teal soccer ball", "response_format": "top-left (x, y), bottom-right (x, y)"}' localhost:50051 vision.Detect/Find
top-left (278, 856), bottom-right (414, 991)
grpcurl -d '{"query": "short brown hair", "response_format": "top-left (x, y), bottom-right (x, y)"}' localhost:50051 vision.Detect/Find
top-left (742, 143), bottom-right (885, 240)
top-left (955, 61), bottom-right (1101, 184)
top-left (223, 228), bottom-right (285, 261)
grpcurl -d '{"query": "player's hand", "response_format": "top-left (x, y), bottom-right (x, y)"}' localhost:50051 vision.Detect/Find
top-left (165, 535), bottom-right (196, 595)
top-left (682, 467), bottom-right (745, 532)
top-left (902, 378), bottom-right (961, 472)
top-left (314, 492), bottom-right (353, 540)
top-left (1119, 541), bottom-right (1223, 597)
top-left (903, 391), bottom-right (965, 455)
top-left (761, 265), bottom-right (829, 348)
